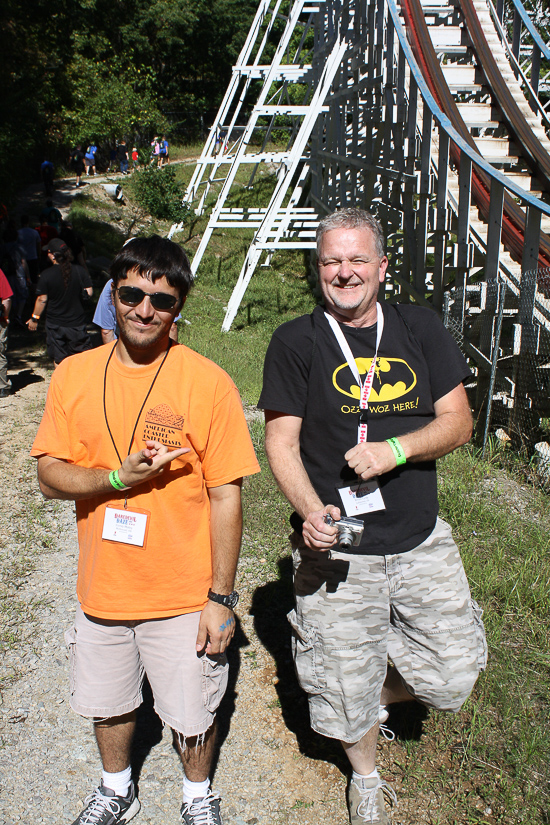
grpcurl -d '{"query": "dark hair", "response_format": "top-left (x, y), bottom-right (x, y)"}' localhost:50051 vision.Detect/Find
top-left (20, 214), bottom-right (30, 227)
top-left (50, 245), bottom-right (74, 288)
top-left (316, 208), bottom-right (385, 258)
top-left (110, 235), bottom-right (193, 305)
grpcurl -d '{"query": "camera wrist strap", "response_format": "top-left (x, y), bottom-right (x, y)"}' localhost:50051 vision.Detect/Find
top-left (324, 302), bottom-right (384, 444)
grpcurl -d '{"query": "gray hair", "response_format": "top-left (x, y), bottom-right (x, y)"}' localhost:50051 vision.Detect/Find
top-left (316, 208), bottom-right (385, 258)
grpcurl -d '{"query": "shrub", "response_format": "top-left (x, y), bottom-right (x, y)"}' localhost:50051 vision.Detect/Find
top-left (130, 166), bottom-right (190, 223)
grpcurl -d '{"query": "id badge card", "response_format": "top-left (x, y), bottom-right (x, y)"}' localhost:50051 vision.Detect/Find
top-left (337, 479), bottom-right (386, 517)
top-left (102, 505), bottom-right (150, 548)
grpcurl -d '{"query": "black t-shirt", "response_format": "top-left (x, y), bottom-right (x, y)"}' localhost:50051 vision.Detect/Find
top-left (36, 264), bottom-right (92, 326)
top-left (258, 303), bottom-right (471, 555)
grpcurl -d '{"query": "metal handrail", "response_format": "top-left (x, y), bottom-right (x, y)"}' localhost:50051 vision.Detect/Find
top-left (505, 0), bottom-right (550, 60)
top-left (487, 0), bottom-right (550, 127)
top-left (387, 0), bottom-right (550, 217)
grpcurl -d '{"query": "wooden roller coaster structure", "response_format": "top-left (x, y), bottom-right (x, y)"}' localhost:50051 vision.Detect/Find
top-left (173, 0), bottom-right (550, 441)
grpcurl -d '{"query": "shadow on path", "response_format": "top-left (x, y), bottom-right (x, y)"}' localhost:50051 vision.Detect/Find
top-left (251, 556), bottom-right (348, 774)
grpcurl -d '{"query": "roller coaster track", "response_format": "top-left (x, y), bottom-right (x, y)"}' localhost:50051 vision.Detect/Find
top-left (176, 0), bottom-right (550, 376)
top-left (401, 0), bottom-right (550, 269)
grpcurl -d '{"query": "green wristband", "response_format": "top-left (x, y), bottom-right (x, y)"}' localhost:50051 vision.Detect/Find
top-left (109, 469), bottom-right (130, 491)
top-left (386, 437), bottom-right (406, 466)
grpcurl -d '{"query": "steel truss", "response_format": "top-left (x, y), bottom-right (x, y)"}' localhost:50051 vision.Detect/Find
top-left (177, 0), bottom-right (550, 400)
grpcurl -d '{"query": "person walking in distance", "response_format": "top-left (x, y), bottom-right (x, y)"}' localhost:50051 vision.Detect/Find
top-left (31, 234), bottom-right (260, 825)
top-left (258, 208), bottom-right (487, 825)
top-left (26, 238), bottom-right (93, 365)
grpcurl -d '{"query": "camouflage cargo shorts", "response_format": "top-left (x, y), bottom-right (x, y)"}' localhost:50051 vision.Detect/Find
top-left (288, 518), bottom-right (487, 743)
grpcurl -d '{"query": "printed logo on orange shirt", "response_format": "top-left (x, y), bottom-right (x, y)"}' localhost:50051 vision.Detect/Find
top-left (143, 403), bottom-right (185, 447)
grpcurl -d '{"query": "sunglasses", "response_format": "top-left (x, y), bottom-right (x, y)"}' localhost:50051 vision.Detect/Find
top-left (116, 285), bottom-right (178, 311)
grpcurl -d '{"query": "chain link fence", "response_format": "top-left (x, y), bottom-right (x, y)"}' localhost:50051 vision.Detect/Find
top-left (444, 268), bottom-right (550, 487)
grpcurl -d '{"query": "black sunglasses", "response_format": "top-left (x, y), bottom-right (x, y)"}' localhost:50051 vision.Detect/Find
top-left (116, 285), bottom-right (178, 311)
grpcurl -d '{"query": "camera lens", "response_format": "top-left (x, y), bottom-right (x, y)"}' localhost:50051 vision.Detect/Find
top-left (338, 528), bottom-right (354, 550)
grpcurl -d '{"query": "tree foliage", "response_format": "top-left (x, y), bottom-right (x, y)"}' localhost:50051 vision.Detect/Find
top-left (129, 166), bottom-right (190, 223)
top-left (0, 0), bottom-right (257, 200)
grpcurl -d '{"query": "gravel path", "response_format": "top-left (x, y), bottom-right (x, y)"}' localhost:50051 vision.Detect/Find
top-left (0, 350), bottom-right (362, 825)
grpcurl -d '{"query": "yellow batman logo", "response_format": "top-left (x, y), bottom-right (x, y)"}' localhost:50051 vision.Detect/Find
top-left (332, 357), bottom-right (417, 401)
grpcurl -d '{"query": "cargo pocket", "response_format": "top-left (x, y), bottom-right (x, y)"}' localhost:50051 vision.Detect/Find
top-left (64, 626), bottom-right (77, 697)
top-left (201, 654), bottom-right (229, 713)
top-left (287, 609), bottom-right (326, 694)
top-left (471, 599), bottom-right (488, 671)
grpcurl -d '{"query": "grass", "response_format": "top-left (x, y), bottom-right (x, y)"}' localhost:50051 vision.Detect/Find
top-left (54, 150), bottom-right (550, 823)
top-left (432, 448), bottom-right (550, 823)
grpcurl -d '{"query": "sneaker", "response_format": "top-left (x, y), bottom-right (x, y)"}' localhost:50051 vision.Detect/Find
top-left (180, 790), bottom-right (222, 825)
top-left (71, 781), bottom-right (140, 825)
top-left (347, 776), bottom-right (397, 825)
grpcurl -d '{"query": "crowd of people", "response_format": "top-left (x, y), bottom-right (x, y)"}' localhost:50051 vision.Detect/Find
top-left (0, 132), bottom-right (176, 392)
top-left (9, 209), bottom-right (487, 825)
top-left (0, 197), bottom-right (96, 392)
top-left (64, 137), bottom-right (170, 183)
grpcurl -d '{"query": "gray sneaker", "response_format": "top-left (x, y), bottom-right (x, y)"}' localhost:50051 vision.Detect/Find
top-left (71, 781), bottom-right (140, 825)
top-left (347, 776), bottom-right (397, 824)
top-left (180, 790), bottom-right (222, 825)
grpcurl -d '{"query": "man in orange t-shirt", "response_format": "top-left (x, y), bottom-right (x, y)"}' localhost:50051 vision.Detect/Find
top-left (31, 235), bottom-right (259, 825)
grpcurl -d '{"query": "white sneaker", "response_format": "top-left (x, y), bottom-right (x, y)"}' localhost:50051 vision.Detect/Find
top-left (347, 776), bottom-right (397, 824)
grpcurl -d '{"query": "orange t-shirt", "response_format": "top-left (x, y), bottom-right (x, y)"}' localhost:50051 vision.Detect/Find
top-left (31, 344), bottom-right (260, 620)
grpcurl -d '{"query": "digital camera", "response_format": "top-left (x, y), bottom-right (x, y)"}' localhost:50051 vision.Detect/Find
top-left (324, 514), bottom-right (364, 550)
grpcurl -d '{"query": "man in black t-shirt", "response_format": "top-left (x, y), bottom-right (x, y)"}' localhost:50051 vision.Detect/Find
top-left (26, 238), bottom-right (93, 364)
top-left (258, 208), bottom-right (487, 825)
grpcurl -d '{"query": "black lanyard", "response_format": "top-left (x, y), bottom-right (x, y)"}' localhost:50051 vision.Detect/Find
top-left (103, 341), bottom-right (172, 465)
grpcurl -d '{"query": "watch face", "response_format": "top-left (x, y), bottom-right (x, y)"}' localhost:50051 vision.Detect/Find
top-left (209, 589), bottom-right (239, 609)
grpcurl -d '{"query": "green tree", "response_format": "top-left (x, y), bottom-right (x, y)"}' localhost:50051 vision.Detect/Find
top-left (0, 0), bottom-right (258, 201)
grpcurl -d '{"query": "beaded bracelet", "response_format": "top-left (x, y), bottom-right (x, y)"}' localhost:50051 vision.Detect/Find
top-left (386, 437), bottom-right (406, 466)
top-left (109, 469), bottom-right (131, 491)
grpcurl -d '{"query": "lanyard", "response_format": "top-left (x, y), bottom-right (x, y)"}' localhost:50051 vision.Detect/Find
top-left (103, 341), bottom-right (172, 481)
top-left (325, 302), bottom-right (384, 443)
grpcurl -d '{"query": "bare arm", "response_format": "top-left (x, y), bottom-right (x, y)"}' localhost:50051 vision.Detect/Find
top-left (84, 286), bottom-right (93, 298)
top-left (26, 294), bottom-right (48, 331)
top-left (1, 297), bottom-right (11, 325)
top-left (37, 441), bottom-right (189, 501)
top-left (101, 328), bottom-right (116, 344)
top-left (345, 383), bottom-right (473, 479)
top-left (196, 479), bottom-right (243, 654)
top-left (265, 411), bottom-right (339, 551)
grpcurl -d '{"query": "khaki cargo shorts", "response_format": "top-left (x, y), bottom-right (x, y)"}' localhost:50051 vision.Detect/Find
top-left (65, 604), bottom-right (228, 739)
top-left (289, 518), bottom-right (487, 743)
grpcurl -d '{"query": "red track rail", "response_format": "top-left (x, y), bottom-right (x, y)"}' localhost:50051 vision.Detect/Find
top-left (401, 0), bottom-right (550, 268)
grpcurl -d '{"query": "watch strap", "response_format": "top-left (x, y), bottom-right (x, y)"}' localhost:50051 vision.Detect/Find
top-left (207, 588), bottom-right (239, 609)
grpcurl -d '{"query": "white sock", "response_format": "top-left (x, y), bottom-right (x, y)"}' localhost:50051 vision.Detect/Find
top-left (353, 768), bottom-right (379, 785)
top-left (183, 775), bottom-right (210, 804)
top-left (102, 766), bottom-right (132, 797)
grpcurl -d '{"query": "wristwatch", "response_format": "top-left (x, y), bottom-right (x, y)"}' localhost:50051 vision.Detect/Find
top-left (207, 588), bottom-right (239, 610)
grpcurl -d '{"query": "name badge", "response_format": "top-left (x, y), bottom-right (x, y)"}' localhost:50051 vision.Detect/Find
top-left (102, 505), bottom-right (150, 547)
top-left (337, 479), bottom-right (386, 516)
